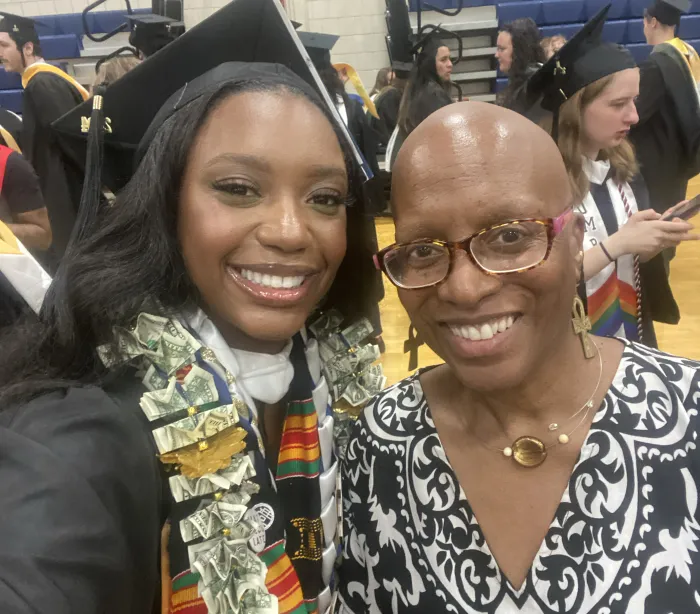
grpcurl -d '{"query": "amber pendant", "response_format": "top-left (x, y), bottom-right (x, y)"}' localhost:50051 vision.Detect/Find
top-left (511, 436), bottom-right (547, 468)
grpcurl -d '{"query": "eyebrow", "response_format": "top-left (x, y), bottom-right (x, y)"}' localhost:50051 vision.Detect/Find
top-left (203, 154), bottom-right (347, 182)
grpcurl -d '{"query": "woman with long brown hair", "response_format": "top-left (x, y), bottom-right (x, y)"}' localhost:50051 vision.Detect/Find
top-left (528, 5), bottom-right (697, 346)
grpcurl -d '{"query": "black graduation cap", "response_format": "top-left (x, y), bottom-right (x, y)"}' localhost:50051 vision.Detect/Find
top-left (297, 31), bottom-right (339, 69)
top-left (526, 5), bottom-right (636, 116)
top-left (52, 0), bottom-right (370, 197)
top-left (126, 13), bottom-right (180, 58)
top-left (0, 12), bottom-right (41, 42)
top-left (646, 0), bottom-right (689, 26)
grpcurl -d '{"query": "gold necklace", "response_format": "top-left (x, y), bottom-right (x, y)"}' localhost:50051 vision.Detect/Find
top-left (478, 345), bottom-right (603, 468)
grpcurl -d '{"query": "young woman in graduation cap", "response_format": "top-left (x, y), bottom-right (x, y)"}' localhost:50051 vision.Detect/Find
top-left (526, 5), bottom-right (698, 347)
top-left (0, 1), bottom-right (383, 613)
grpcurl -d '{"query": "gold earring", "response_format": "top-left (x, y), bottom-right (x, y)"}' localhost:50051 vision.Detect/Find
top-left (572, 295), bottom-right (595, 359)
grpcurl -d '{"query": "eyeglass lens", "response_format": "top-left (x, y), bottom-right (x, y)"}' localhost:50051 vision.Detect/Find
top-left (384, 221), bottom-right (550, 288)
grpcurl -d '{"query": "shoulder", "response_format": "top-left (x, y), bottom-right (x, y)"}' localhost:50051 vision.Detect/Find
top-left (5, 151), bottom-right (36, 176)
top-left (608, 341), bottom-right (700, 434)
top-left (349, 372), bottom-right (428, 455)
top-left (0, 378), bottom-right (158, 492)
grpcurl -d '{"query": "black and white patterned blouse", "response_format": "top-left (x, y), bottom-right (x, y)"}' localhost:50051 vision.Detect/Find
top-left (335, 342), bottom-right (700, 613)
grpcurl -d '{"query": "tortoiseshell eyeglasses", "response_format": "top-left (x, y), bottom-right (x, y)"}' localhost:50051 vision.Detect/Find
top-left (374, 209), bottom-right (574, 290)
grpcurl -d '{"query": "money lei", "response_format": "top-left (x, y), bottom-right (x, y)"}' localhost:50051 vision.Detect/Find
top-left (100, 312), bottom-right (277, 614)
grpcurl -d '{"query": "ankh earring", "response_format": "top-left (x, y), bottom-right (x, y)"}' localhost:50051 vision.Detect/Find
top-left (572, 295), bottom-right (596, 359)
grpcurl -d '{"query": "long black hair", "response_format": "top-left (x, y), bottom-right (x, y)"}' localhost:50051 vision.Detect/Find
top-left (0, 78), bottom-right (375, 407)
top-left (397, 37), bottom-right (453, 135)
top-left (497, 18), bottom-right (545, 110)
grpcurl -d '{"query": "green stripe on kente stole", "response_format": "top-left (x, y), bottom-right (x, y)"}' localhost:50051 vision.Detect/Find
top-left (276, 458), bottom-right (321, 479)
top-left (172, 571), bottom-right (200, 592)
top-left (286, 399), bottom-right (317, 416)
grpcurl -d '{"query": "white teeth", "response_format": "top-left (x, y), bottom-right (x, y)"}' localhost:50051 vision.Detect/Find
top-left (480, 323), bottom-right (494, 340)
top-left (449, 315), bottom-right (518, 342)
top-left (237, 268), bottom-right (305, 289)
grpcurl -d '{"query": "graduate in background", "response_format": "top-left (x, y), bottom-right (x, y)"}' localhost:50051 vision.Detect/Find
top-left (0, 107), bottom-right (22, 152)
top-left (630, 0), bottom-right (700, 214)
top-left (0, 13), bottom-right (88, 271)
top-left (126, 14), bottom-right (180, 59)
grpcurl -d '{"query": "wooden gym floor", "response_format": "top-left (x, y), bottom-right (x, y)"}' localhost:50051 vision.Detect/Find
top-left (376, 180), bottom-right (700, 386)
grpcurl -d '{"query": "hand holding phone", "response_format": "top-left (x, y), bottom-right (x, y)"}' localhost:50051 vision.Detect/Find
top-left (661, 195), bottom-right (700, 221)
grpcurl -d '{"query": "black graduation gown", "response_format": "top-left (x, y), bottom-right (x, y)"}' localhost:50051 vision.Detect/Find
top-left (0, 377), bottom-right (163, 614)
top-left (629, 43), bottom-right (700, 214)
top-left (21, 72), bottom-right (86, 270)
top-left (388, 81), bottom-right (452, 170)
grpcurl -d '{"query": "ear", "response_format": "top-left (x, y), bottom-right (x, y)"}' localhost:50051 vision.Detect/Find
top-left (22, 41), bottom-right (34, 57)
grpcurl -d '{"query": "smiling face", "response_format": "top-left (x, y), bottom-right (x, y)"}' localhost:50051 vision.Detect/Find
top-left (495, 31), bottom-right (514, 73)
top-left (392, 102), bottom-right (582, 392)
top-left (580, 69), bottom-right (640, 155)
top-left (178, 89), bottom-right (348, 351)
top-left (435, 45), bottom-right (453, 81)
top-left (0, 33), bottom-right (25, 73)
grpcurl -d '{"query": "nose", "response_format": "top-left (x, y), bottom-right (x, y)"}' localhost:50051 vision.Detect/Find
top-left (627, 101), bottom-right (639, 126)
top-left (436, 250), bottom-right (503, 307)
top-left (255, 195), bottom-right (313, 254)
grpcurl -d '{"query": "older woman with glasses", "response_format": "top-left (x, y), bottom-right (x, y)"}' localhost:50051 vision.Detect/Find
top-left (334, 102), bottom-right (700, 614)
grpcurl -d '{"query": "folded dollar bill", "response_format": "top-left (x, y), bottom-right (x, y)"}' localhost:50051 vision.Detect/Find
top-left (169, 455), bottom-right (257, 503)
top-left (152, 404), bottom-right (240, 454)
top-left (341, 318), bottom-right (374, 348)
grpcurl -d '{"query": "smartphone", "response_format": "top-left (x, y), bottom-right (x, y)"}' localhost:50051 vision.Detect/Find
top-left (661, 194), bottom-right (700, 221)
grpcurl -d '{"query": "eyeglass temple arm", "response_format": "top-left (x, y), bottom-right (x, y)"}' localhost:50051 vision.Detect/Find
top-left (553, 208), bottom-right (574, 234)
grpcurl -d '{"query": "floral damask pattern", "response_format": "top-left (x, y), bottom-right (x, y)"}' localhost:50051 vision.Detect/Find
top-left (336, 342), bottom-right (700, 614)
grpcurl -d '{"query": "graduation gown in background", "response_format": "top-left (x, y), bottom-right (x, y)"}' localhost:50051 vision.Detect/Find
top-left (21, 64), bottom-right (88, 269)
top-left (0, 108), bottom-right (23, 151)
top-left (630, 39), bottom-right (700, 213)
top-left (0, 376), bottom-right (162, 614)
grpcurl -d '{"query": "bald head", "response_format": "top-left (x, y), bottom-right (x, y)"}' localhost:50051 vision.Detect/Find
top-left (392, 102), bottom-right (572, 234)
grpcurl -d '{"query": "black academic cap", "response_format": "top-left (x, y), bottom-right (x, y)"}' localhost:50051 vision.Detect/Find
top-left (646, 0), bottom-right (689, 26)
top-left (526, 5), bottom-right (636, 114)
top-left (0, 12), bottom-right (41, 42)
top-left (52, 0), bottom-right (370, 193)
top-left (126, 13), bottom-right (180, 58)
top-left (298, 31), bottom-right (339, 69)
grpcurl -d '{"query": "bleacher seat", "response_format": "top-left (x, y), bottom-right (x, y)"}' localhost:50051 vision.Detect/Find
top-left (0, 68), bottom-right (21, 91)
top-left (586, 0), bottom-right (629, 19)
top-left (602, 19), bottom-right (628, 42)
top-left (539, 22), bottom-right (585, 37)
top-left (408, 0), bottom-right (494, 8)
top-left (498, 1), bottom-right (544, 23)
top-left (542, 0), bottom-right (585, 24)
top-left (39, 34), bottom-right (83, 60)
top-left (0, 90), bottom-right (23, 114)
top-left (31, 9), bottom-right (150, 37)
top-left (679, 13), bottom-right (700, 38)
top-left (496, 77), bottom-right (508, 91)
top-left (627, 0), bottom-right (647, 17)
top-left (626, 41), bottom-right (652, 61)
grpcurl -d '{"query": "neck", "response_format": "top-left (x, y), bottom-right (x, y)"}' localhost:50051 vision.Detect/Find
top-left (582, 142), bottom-right (601, 161)
top-left (652, 27), bottom-right (676, 46)
top-left (455, 333), bottom-right (600, 442)
top-left (204, 308), bottom-right (288, 354)
top-left (22, 56), bottom-right (42, 73)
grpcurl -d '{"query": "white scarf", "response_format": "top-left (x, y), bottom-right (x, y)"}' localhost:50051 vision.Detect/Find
top-left (185, 309), bottom-right (295, 405)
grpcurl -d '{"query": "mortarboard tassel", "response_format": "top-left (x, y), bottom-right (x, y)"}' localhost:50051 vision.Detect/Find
top-left (67, 85), bottom-right (107, 250)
